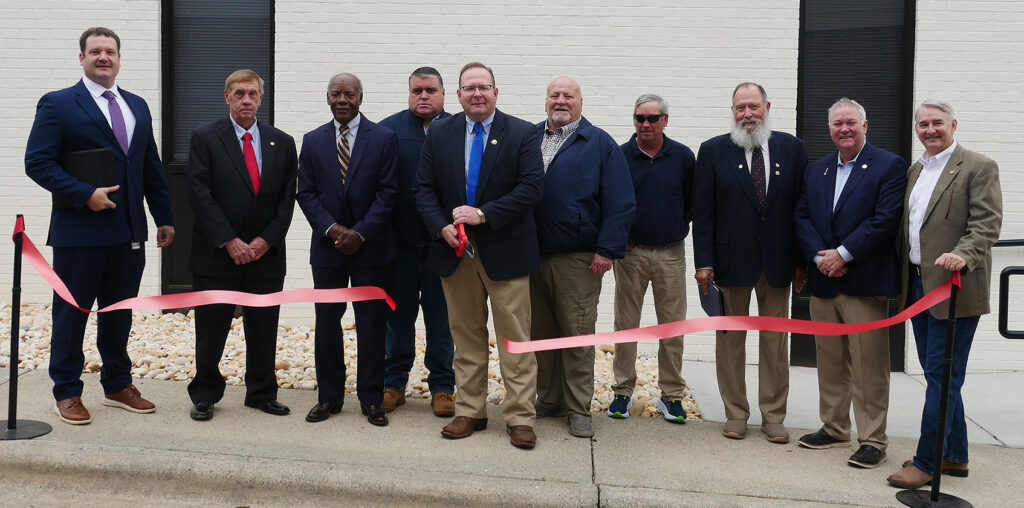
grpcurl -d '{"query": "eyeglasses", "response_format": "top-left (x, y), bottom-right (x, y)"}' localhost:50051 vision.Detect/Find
top-left (459, 84), bottom-right (494, 93)
top-left (634, 114), bottom-right (663, 124)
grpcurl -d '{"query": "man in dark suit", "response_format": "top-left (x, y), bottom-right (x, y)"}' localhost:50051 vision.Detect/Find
top-left (378, 67), bottom-right (455, 418)
top-left (692, 82), bottom-right (808, 443)
top-left (794, 97), bottom-right (907, 469)
top-left (414, 62), bottom-right (544, 449)
top-left (186, 69), bottom-right (298, 421)
top-left (25, 27), bottom-right (174, 425)
top-left (296, 72), bottom-right (398, 427)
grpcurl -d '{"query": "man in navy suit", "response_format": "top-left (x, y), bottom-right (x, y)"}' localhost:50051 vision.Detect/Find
top-left (414, 62), bottom-right (544, 449)
top-left (296, 72), bottom-right (398, 427)
top-left (25, 27), bottom-right (174, 425)
top-left (794, 97), bottom-right (907, 469)
top-left (186, 70), bottom-right (298, 422)
top-left (378, 67), bottom-right (455, 418)
top-left (692, 82), bottom-right (807, 443)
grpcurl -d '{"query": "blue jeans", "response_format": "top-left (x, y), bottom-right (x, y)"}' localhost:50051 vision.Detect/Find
top-left (383, 245), bottom-right (455, 394)
top-left (907, 271), bottom-right (979, 475)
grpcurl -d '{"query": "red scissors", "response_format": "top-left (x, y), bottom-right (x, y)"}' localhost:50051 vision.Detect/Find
top-left (455, 223), bottom-right (475, 258)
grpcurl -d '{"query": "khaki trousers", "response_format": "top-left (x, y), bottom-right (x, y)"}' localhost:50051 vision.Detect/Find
top-left (440, 250), bottom-right (537, 427)
top-left (530, 252), bottom-right (601, 417)
top-left (810, 293), bottom-right (890, 450)
top-left (716, 273), bottom-right (790, 423)
top-left (611, 241), bottom-right (687, 400)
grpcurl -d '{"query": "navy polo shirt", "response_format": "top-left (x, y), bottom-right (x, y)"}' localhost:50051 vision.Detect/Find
top-left (620, 134), bottom-right (695, 245)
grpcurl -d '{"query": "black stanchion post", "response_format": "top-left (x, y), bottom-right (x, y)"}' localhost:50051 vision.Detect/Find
top-left (897, 272), bottom-right (972, 507)
top-left (2, 214), bottom-right (52, 440)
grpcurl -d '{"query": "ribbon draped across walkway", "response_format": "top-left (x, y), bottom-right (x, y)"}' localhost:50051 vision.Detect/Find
top-left (506, 271), bottom-right (960, 354)
top-left (12, 217), bottom-right (395, 313)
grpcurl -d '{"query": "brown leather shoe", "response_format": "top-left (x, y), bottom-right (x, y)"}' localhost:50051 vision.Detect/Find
top-left (441, 416), bottom-right (487, 439)
top-left (507, 425), bottom-right (537, 449)
top-left (887, 464), bottom-right (932, 489)
top-left (55, 396), bottom-right (91, 425)
top-left (382, 388), bottom-right (406, 413)
top-left (431, 392), bottom-right (455, 417)
top-left (102, 384), bottom-right (156, 413)
top-left (901, 459), bottom-right (969, 477)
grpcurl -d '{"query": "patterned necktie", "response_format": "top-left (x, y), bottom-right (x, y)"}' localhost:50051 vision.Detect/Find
top-left (466, 122), bottom-right (484, 206)
top-left (751, 146), bottom-right (766, 210)
top-left (101, 90), bottom-right (130, 154)
top-left (242, 132), bottom-right (260, 194)
top-left (338, 125), bottom-right (351, 184)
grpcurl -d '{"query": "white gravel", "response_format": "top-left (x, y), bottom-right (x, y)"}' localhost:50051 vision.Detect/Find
top-left (0, 301), bottom-right (701, 419)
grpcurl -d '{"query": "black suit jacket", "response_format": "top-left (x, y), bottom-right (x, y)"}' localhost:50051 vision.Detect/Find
top-left (692, 131), bottom-right (808, 288)
top-left (414, 110), bottom-right (544, 281)
top-left (187, 117), bottom-right (298, 279)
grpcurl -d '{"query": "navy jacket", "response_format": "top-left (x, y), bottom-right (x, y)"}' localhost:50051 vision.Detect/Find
top-left (693, 131), bottom-right (808, 288)
top-left (379, 108), bottom-right (451, 246)
top-left (533, 117), bottom-right (635, 259)
top-left (297, 115), bottom-right (399, 268)
top-left (794, 141), bottom-right (907, 298)
top-left (621, 134), bottom-right (695, 245)
top-left (25, 79), bottom-right (173, 247)
top-left (414, 110), bottom-right (544, 280)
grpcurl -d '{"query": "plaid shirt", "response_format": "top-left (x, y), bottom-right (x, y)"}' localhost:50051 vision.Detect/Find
top-left (540, 117), bottom-right (581, 171)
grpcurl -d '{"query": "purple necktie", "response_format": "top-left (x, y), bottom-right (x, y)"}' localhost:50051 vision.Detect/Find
top-left (751, 147), bottom-right (766, 211)
top-left (101, 90), bottom-right (130, 154)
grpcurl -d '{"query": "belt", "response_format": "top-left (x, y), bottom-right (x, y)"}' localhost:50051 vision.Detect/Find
top-left (630, 239), bottom-right (683, 250)
top-left (909, 263), bottom-right (922, 276)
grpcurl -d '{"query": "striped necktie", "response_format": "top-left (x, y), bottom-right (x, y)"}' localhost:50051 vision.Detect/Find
top-left (338, 125), bottom-right (351, 183)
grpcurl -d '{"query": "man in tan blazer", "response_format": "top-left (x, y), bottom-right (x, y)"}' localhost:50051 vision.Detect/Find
top-left (888, 100), bottom-right (1002, 489)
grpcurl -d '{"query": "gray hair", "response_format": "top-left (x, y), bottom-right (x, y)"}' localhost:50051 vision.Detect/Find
top-left (327, 72), bottom-right (363, 96)
top-left (634, 94), bottom-right (668, 115)
top-left (732, 82), bottom-right (768, 105)
top-left (827, 97), bottom-right (867, 123)
top-left (915, 100), bottom-right (956, 123)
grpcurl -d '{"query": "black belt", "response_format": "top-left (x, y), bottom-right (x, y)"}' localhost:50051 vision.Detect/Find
top-left (630, 240), bottom-right (683, 250)
top-left (909, 263), bottom-right (921, 276)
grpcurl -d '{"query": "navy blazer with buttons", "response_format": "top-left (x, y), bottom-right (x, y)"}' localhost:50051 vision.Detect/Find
top-left (414, 109), bottom-right (544, 281)
top-left (25, 79), bottom-right (173, 247)
top-left (533, 116), bottom-right (635, 259)
top-left (296, 115), bottom-right (399, 268)
top-left (793, 141), bottom-right (907, 298)
top-left (692, 131), bottom-right (808, 288)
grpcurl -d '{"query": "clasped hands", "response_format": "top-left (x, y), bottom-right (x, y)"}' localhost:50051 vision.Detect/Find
top-left (328, 224), bottom-right (364, 255)
top-left (816, 249), bottom-right (847, 278)
top-left (226, 237), bottom-right (270, 265)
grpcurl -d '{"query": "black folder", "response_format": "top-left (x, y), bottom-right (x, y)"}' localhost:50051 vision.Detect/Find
top-left (699, 280), bottom-right (726, 317)
top-left (52, 148), bottom-right (118, 210)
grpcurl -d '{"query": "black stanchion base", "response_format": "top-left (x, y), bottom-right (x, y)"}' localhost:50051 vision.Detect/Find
top-left (897, 489), bottom-right (973, 508)
top-left (0, 420), bottom-right (52, 440)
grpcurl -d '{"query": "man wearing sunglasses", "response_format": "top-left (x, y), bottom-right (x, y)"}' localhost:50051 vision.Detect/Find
top-left (692, 82), bottom-right (808, 444)
top-left (609, 94), bottom-right (694, 425)
top-left (414, 62), bottom-right (544, 449)
top-left (530, 76), bottom-right (635, 439)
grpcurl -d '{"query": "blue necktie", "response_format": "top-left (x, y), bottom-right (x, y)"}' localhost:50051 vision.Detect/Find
top-left (466, 122), bottom-right (484, 206)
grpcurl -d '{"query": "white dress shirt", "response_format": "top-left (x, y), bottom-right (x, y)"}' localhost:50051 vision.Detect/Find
top-left (82, 75), bottom-right (136, 147)
top-left (908, 141), bottom-right (958, 265)
top-left (744, 140), bottom-right (771, 191)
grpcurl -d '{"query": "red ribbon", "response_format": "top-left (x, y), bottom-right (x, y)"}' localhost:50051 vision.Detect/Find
top-left (506, 271), bottom-right (960, 354)
top-left (13, 217), bottom-right (395, 313)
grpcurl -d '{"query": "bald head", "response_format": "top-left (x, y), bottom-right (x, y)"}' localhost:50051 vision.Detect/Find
top-left (545, 76), bottom-right (583, 130)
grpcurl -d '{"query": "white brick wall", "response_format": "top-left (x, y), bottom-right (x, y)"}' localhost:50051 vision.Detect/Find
top-left (2, 1), bottom-right (1020, 373)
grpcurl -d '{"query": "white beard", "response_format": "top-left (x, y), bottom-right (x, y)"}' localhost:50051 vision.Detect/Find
top-left (730, 116), bottom-right (772, 149)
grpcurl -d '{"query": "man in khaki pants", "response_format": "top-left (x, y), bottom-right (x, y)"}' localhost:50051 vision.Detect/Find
top-left (610, 94), bottom-right (694, 424)
top-left (793, 97), bottom-right (907, 469)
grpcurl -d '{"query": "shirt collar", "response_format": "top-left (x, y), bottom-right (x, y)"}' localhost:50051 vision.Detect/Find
top-left (466, 111), bottom-right (496, 134)
top-left (545, 116), bottom-right (582, 136)
top-left (229, 116), bottom-right (259, 139)
top-left (836, 144), bottom-right (866, 167)
top-left (919, 141), bottom-right (958, 167)
top-left (334, 113), bottom-right (361, 133)
top-left (82, 75), bottom-right (120, 99)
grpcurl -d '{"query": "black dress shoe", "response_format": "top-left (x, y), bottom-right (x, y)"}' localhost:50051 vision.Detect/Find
top-left (848, 444), bottom-right (887, 469)
top-left (306, 401), bottom-right (343, 423)
top-left (245, 399), bottom-right (290, 416)
top-left (361, 403), bottom-right (388, 427)
top-left (190, 401), bottom-right (214, 421)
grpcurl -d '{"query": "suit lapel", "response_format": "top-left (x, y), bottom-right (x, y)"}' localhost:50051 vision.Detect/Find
top-left (316, 121), bottom-right (346, 198)
top-left (120, 89), bottom-right (145, 158)
top-left (475, 111), bottom-right (505, 205)
top-left (450, 114), bottom-right (467, 205)
top-left (764, 135), bottom-right (782, 210)
top-left (217, 119), bottom-right (255, 195)
top-left (257, 120), bottom-right (277, 194)
top-left (74, 81), bottom-right (122, 152)
top-left (727, 143), bottom-right (759, 210)
top-left (819, 154), bottom-right (838, 222)
top-left (922, 144), bottom-right (964, 222)
top-left (346, 117), bottom-right (369, 189)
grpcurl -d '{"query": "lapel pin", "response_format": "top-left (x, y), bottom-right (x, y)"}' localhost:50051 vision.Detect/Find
top-left (738, 164), bottom-right (744, 169)
top-left (861, 164), bottom-right (868, 169)
top-left (949, 169), bottom-right (956, 174)
top-left (824, 167), bottom-right (830, 176)
top-left (775, 162), bottom-right (780, 167)
top-left (775, 171), bottom-right (780, 175)
top-left (270, 141), bottom-right (276, 146)
top-left (490, 139), bottom-right (497, 145)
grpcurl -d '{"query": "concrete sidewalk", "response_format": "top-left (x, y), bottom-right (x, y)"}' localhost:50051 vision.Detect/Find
top-left (1, 362), bottom-right (1022, 507)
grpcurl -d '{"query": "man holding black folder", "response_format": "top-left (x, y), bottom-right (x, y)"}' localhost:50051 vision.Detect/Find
top-left (25, 27), bottom-right (175, 425)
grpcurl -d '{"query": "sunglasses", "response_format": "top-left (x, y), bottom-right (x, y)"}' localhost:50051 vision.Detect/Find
top-left (634, 114), bottom-right (664, 124)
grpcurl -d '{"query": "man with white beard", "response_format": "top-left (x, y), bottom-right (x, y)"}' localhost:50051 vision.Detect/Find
top-left (692, 82), bottom-right (808, 443)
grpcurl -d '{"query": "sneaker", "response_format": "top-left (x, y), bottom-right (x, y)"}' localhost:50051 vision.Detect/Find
top-left (607, 394), bottom-right (632, 419)
top-left (655, 397), bottom-right (687, 424)
top-left (798, 428), bottom-right (851, 449)
top-left (848, 444), bottom-right (887, 468)
top-left (431, 392), bottom-right (455, 417)
top-left (102, 384), bottom-right (156, 414)
top-left (722, 419), bottom-right (747, 439)
top-left (760, 422), bottom-right (790, 444)
top-left (55, 396), bottom-right (91, 425)
top-left (382, 388), bottom-right (406, 413)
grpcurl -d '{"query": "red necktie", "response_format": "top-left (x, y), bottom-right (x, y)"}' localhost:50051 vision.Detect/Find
top-left (242, 132), bottom-right (260, 194)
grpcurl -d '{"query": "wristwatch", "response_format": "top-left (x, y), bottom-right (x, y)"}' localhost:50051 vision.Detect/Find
top-left (476, 208), bottom-right (486, 223)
